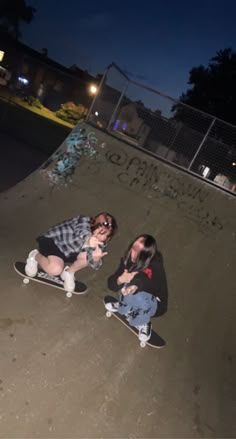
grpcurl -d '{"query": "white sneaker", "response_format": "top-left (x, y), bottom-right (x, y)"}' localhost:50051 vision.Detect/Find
top-left (25, 249), bottom-right (39, 277)
top-left (137, 323), bottom-right (152, 342)
top-left (105, 301), bottom-right (119, 312)
top-left (61, 267), bottom-right (75, 292)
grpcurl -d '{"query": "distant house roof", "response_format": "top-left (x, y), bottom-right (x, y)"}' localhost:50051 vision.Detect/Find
top-left (0, 31), bottom-right (130, 104)
top-left (0, 30), bottom-right (96, 83)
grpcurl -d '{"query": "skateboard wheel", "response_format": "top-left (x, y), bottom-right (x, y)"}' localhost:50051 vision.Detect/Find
top-left (23, 278), bottom-right (30, 284)
top-left (140, 341), bottom-right (146, 348)
top-left (66, 292), bottom-right (72, 298)
top-left (106, 311), bottom-right (112, 318)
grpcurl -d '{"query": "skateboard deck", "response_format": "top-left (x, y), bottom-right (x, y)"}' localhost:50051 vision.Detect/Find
top-left (14, 261), bottom-right (88, 298)
top-left (104, 295), bottom-right (166, 349)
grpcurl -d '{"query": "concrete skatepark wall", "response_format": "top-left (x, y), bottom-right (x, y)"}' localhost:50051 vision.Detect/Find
top-left (0, 121), bottom-right (235, 437)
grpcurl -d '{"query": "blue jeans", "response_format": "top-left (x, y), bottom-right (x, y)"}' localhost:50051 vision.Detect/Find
top-left (118, 291), bottom-right (158, 327)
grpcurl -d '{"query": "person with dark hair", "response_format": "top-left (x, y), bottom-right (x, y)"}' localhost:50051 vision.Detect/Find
top-left (105, 234), bottom-right (168, 342)
top-left (25, 212), bottom-right (118, 293)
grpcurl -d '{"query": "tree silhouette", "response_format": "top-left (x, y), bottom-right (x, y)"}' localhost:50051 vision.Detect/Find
top-left (0, 0), bottom-right (36, 39)
top-left (173, 48), bottom-right (236, 126)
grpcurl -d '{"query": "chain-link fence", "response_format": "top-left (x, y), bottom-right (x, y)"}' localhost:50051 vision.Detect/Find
top-left (87, 63), bottom-right (236, 194)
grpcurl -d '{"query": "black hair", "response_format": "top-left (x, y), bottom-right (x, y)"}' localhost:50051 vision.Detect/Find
top-left (124, 234), bottom-right (158, 271)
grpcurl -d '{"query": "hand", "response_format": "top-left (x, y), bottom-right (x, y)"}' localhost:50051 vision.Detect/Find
top-left (86, 235), bottom-right (101, 248)
top-left (118, 269), bottom-right (138, 285)
top-left (121, 285), bottom-right (138, 296)
top-left (92, 245), bottom-right (108, 262)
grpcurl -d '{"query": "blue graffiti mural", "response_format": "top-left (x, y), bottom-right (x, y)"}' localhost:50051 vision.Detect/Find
top-left (41, 128), bottom-right (97, 186)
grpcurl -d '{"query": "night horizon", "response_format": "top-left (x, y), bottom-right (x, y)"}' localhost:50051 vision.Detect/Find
top-left (21, 0), bottom-right (236, 100)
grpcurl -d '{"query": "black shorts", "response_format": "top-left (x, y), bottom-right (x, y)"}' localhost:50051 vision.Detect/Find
top-left (36, 236), bottom-right (78, 263)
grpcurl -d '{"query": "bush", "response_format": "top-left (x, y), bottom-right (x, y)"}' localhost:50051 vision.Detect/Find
top-left (24, 96), bottom-right (44, 109)
top-left (56, 102), bottom-right (88, 125)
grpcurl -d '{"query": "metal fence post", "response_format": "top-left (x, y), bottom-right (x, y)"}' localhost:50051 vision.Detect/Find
top-left (86, 66), bottom-right (109, 122)
top-left (107, 81), bottom-right (129, 131)
top-left (164, 123), bottom-right (182, 159)
top-left (188, 118), bottom-right (216, 170)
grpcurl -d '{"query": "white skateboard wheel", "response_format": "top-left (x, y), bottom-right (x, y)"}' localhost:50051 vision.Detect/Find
top-left (106, 311), bottom-right (112, 318)
top-left (140, 341), bottom-right (146, 348)
top-left (66, 292), bottom-right (73, 298)
top-left (23, 278), bottom-right (30, 284)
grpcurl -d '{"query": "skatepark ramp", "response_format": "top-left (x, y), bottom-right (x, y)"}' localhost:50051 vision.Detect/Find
top-left (0, 121), bottom-right (235, 437)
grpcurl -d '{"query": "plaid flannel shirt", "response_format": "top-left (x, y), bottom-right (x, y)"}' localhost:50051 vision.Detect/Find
top-left (44, 215), bottom-right (106, 270)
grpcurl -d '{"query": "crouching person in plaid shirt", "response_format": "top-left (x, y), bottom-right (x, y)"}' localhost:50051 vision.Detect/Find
top-left (25, 212), bottom-right (118, 293)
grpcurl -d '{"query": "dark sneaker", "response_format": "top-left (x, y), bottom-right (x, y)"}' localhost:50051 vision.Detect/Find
top-left (137, 323), bottom-right (152, 342)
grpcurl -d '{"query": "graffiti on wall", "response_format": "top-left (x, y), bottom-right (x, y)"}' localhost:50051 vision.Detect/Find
top-left (41, 127), bottom-right (97, 186)
top-left (104, 149), bottom-right (224, 232)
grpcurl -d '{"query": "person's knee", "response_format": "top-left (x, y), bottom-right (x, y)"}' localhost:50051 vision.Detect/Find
top-left (46, 261), bottom-right (64, 276)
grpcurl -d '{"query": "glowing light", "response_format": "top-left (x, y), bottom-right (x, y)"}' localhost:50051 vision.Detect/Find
top-left (113, 120), bottom-right (120, 130)
top-left (202, 166), bottom-right (211, 178)
top-left (90, 84), bottom-right (97, 95)
top-left (232, 162), bottom-right (236, 166)
top-left (95, 111), bottom-right (99, 116)
top-left (18, 76), bottom-right (29, 85)
top-left (0, 51), bottom-right (4, 62)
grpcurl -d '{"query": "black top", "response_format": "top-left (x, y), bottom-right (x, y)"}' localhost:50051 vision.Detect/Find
top-left (107, 252), bottom-right (168, 317)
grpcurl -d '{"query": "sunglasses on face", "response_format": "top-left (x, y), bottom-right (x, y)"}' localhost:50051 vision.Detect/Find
top-left (98, 221), bottom-right (112, 229)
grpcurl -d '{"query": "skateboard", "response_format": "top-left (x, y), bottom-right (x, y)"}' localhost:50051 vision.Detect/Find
top-left (14, 261), bottom-right (88, 298)
top-left (104, 295), bottom-right (166, 349)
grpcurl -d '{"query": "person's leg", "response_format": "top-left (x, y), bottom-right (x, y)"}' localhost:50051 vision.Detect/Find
top-left (36, 253), bottom-right (64, 276)
top-left (25, 237), bottom-right (65, 277)
top-left (67, 252), bottom-right (88, 273)
top-left (105, 291), bottom-right (155, 318)
top-left (117, 292), bottom-right (135, 316)
top-left (104, 289), bottom-right (130, 313)
top-left (25, 250), bottom-right (64, 277)
top-left (61, 252), bottom-right (89, 292)
top-left (126, 292), bottom-right (157, 326)
top-left (62, 241), bottom-right (107, 291)
top-left (122, 292), bottom-right (158, 342)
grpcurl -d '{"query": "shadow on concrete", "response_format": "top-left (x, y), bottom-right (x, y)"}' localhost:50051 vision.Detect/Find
top-left (0, 132), bottom-right (48, 192)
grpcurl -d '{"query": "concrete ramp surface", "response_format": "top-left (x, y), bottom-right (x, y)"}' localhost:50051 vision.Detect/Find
top-left (0, 122), bottom-right (235, 438)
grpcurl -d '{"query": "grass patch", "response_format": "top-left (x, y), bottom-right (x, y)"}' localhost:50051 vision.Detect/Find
top-left (0, 90), bottom-right (75, 129)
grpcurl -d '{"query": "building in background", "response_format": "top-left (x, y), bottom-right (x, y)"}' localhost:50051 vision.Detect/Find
top-left (0, 31), bottom-right (98, 110)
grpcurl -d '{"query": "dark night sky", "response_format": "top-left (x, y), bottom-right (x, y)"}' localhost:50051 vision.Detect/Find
top-left (22, 0), bottom-right (236, 101)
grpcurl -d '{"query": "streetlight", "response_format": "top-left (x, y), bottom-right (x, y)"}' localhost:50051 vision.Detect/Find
top-left (89, 84), bottom-right (97, 95)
